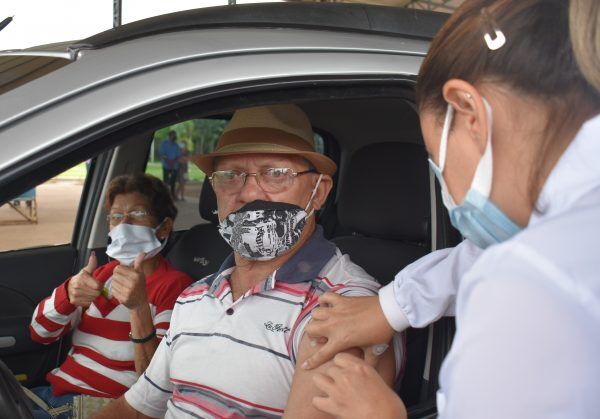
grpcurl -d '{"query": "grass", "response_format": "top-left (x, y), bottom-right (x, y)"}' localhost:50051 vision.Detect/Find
top-left (54, 161), bottom-right (206, 182)
top-left (145, 162), bottom-right (206, 182)
top-left (54, 163), bottom-right (88, 180)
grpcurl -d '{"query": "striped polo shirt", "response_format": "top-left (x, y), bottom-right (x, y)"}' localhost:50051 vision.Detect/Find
top-left (125, 226), bottom-right (404, 418)
top-left (30, 256), bottom-right (192, 397)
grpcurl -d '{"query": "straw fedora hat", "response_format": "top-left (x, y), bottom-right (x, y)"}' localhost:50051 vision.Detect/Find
top-left (191, 104), bottom-right (337, 175)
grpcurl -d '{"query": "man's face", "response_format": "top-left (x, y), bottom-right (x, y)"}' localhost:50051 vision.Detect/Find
top-left (213, 154), bottom-right (321, 221)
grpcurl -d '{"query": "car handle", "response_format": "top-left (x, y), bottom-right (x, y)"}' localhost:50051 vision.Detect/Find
top-left (0, 337), bottom-right (16, 348)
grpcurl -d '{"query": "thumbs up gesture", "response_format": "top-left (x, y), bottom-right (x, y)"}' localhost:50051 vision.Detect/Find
top-left (111, 253), bottom-right (148, 310)
top-left (67, 252), bottom-right (102, 307)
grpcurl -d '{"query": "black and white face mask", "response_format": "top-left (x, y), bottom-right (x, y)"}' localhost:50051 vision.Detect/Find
top-left (218, 174), bottom-right (323, 261)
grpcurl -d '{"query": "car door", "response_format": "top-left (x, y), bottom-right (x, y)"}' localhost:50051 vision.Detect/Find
top-left (0, 150), bottom-right (112, 388)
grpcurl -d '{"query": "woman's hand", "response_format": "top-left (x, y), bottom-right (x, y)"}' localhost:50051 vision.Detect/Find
top-left (111, 253), bottom-right (148, 310)
top-left (67, 252), bottom-right (102, 307)
top-left (302, 293), bottom-right (395, 370)
top-left (312, 353), bottom-right (407, 419)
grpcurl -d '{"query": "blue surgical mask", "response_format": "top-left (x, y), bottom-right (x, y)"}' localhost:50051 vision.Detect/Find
top-left (428, 99), bottom-right (522, 249)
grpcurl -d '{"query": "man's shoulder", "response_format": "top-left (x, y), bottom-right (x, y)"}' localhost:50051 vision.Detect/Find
top-left (312, 250), bottom-right (379, 296)
top-left (175, 274), bottom-right (215, 302)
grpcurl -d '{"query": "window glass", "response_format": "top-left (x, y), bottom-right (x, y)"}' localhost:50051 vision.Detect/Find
top-left (146, 119), bottom-right (227, 231)
top-left (0, 160), bottom-right (90, 252)
top-left (313, 132), bottom-right (325, 154)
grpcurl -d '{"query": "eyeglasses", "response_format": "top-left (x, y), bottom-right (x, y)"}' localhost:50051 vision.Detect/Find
top-left (106, 210), bottom-right (151, 225)
top-left (210, 167), bottom-right (317, 193)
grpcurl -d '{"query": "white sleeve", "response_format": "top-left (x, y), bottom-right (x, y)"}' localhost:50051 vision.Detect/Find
top-left (124, 330), bottom-right (174, 418)
top-left (438, 269), bottom-right (600, 418)
top-left (379, 240), bottom-right (482, 331)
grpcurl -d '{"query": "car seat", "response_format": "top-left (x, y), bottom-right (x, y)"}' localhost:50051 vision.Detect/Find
top-left (332, 141), bottom-right (435, 407)
top-left (166, 178), bottom-right (231, 281)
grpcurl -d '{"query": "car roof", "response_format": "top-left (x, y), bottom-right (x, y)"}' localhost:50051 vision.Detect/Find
top-left (74, 3), bottom-right (448, 51)
top-left (0, 3), bottom-right (445, 193)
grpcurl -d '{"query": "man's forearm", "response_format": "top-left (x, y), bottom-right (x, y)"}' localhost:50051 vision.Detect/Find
top-left (93, 396), bottom-right (152, 419)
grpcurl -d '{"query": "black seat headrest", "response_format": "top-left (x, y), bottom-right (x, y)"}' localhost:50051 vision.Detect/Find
top-left (338, 142), bottom-right (430, 243)
top-left (199, 177), bottom-right (219, 224)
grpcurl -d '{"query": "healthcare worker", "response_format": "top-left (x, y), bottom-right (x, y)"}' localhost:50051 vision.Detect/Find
top-left (302, 0), bottom-right (600, 417)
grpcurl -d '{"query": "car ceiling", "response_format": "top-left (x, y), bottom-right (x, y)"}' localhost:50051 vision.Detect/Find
top-left (301, 96), bottom-right (422, 154)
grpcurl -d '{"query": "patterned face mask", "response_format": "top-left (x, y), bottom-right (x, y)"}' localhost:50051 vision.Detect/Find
top-left (218, 175), bottom-right (323, 261)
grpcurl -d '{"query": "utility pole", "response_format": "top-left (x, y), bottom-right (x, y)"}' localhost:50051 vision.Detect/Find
top-left (113, 0), bottom-right (122, 28)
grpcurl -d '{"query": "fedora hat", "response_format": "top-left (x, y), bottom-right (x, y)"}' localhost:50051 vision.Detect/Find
top-left (191, 104), bottom-right (337, 175)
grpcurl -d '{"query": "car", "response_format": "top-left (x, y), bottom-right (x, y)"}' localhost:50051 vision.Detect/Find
top-left (0, 3), bottom-right (459, 418)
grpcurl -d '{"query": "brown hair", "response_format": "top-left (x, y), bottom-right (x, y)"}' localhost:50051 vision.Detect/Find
top-left (416, 0), bottom-right (600, 202)
top-left (105, 173), bottom-right (178, 222)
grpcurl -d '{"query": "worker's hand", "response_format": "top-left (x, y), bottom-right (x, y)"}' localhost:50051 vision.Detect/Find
top-left (67, 252), bottom-right (102, 307)
top-left (302, 293), bottom-right (395, 370)
top-left (111, 253), bottom-right (148, 310)
top-left (312, 353), bottom-right (407, 419)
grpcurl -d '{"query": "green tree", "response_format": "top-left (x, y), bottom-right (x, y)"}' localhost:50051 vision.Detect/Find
top-left (153, 119), bottom-right (228, 161)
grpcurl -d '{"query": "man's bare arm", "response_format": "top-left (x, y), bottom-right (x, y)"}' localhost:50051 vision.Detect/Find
top-left (283, 332), bottom-right (396, 418)
top-left (92, 396), bottom-right (154, 419)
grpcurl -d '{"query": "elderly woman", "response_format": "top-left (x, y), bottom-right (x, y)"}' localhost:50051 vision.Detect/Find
top-left (29, 173), bottom-right (192, 417)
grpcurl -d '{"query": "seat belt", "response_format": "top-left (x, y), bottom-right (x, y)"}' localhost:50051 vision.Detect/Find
top-left (21, 386), bottom-right (72, 418)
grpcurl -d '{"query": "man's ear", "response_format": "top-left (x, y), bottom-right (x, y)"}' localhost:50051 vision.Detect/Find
top-left (311, 175), bottom-right (333, 211)
top-left (442, 79), bottom-right (489, 155)
top-left (157, 217), bottom-right (174, 240)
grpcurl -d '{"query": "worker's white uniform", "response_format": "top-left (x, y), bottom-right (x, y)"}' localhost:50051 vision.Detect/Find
top-left (380, 114), bottom-right (600, 418)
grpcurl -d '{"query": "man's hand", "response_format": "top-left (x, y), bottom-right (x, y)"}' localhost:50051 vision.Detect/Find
top-left (302, 293), bottom-right (395, 370)
top-left (111, 253), bottom-right (148, 310)
top-left (312, 353), bottom-right (407, 419)
top-left (67, 252), bottom-right (102, 307)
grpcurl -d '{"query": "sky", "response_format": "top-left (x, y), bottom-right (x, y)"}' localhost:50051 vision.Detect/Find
top-left (0, 0), bottom-right (283, 50)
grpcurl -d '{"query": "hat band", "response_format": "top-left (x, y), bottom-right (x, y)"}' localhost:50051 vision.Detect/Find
top-left (217, 127), bottom-right (315, 153)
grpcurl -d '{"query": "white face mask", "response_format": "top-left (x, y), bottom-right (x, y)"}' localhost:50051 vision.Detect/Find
top-left (105, 222), bottom-right (166, 266)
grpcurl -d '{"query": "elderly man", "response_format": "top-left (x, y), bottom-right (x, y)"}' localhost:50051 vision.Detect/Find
top-left (96, 104), bottom-right (403, 418)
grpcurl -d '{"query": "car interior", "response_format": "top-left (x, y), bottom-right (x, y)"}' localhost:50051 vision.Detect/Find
top-left (0, 81), bottom-right (461, 417)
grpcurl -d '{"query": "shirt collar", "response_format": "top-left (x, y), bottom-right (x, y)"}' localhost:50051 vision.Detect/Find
top-left (207, 225), bottom-right (336, 294)
top-left (530, 113), bottom-right (600, 226)
top-left (276, 225), bottom-right (336, 284)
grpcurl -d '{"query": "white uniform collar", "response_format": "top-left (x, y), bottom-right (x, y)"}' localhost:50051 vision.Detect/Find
top-left (530, 113), bottom-right (600, 226)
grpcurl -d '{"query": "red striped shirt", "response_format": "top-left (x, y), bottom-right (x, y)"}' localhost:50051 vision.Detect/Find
top-left (30, 256), bottom-right (192, 397)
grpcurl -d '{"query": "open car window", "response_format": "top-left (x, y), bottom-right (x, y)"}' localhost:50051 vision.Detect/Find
top-left (0, 160), bottom-right (90, 252)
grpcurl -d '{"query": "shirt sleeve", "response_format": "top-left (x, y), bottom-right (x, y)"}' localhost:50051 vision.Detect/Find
top-left (291, 279), bottom-right (406, 381)
top-left (438, 261), bottom-right (600, 419)
top-left (29, 278), bottom-right (81, 344)
top-left (125, 329), bottom-right (174, 418)
top-left (151, 274), bottom-right (192, 338)
top-left (379, 239), bottom-right (483, 331)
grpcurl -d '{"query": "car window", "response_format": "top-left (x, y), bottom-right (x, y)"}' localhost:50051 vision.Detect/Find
top-left (0, 160), bottom-right (90, 252)
top-left (145, 118), bottom-right (228, 231)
